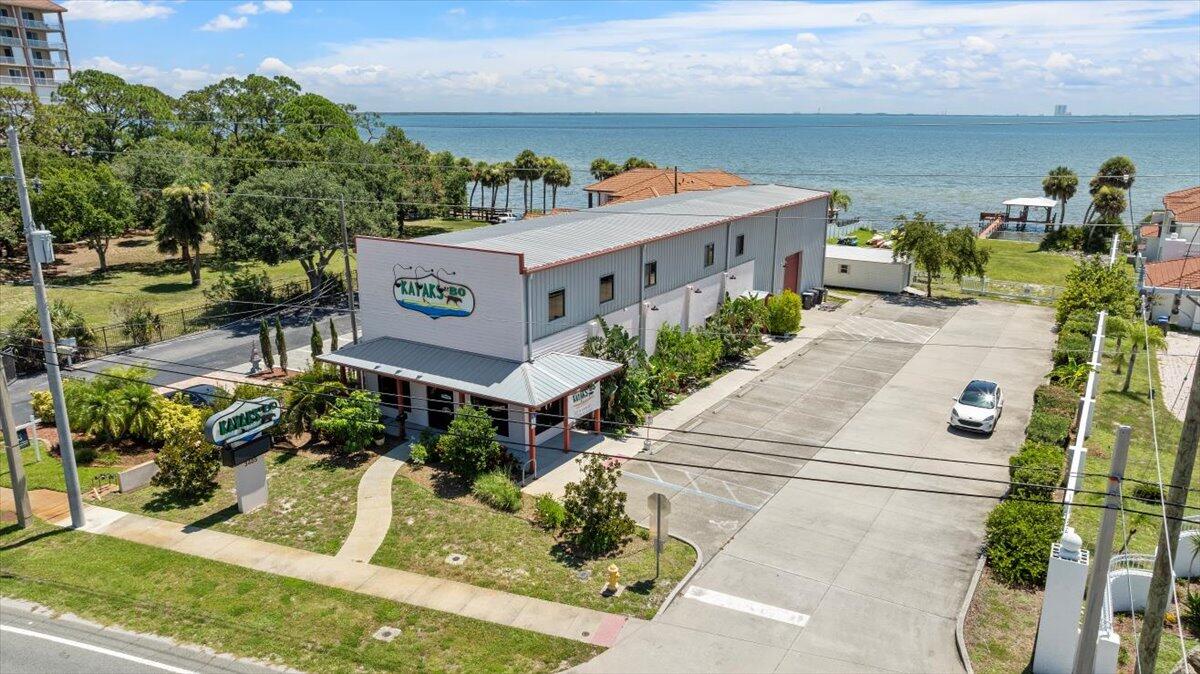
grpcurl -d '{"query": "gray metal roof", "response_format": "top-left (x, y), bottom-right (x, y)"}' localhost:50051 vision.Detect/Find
top-left (316, 337), bottom-right (621, 408)
top-left (418, 184), bottom-right (826, 270)
top-left (825, 244), bottom-right (906, 264)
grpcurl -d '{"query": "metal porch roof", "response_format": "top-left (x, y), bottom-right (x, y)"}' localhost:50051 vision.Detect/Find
top-left (417, 184), bottom-right (827, 270)
top-left (316, 337), bottom-right (621, 408)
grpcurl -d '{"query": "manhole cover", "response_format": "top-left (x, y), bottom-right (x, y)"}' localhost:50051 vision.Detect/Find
top-left (445, 553), bottom-right (467, 566)
top-left (576, 570), bottom-right (592, 581)
top-left (372, 626), bottom-right (401, 642)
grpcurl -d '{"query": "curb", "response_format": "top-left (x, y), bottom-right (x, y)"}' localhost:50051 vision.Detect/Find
top-left (956, 553), bottom-right (987, 674)
top-left (653, 532), bottom-right (703, 620)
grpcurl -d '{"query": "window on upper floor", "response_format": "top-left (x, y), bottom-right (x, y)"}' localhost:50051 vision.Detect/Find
top-left (548, 289), bottom-right (566, 321)
top-left (599, 274), bottom-right (614, 304)
top-left (644, 261), bottom-right (657, 288)
top-left (704, 242), bottom-right (715, 267)
top-left (735, 234), bottom-right (745, 256)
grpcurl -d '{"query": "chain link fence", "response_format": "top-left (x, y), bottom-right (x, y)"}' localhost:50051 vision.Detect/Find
top-left (959, 276), bottom-right (1062, 304)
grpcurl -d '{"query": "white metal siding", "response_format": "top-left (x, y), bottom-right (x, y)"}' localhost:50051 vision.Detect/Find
top-left (775, 198), bottom-right (829, 293)
top-left (528, 247), bottom-right (639, 341)
top-left (824, 256), bottom-right (911, 293)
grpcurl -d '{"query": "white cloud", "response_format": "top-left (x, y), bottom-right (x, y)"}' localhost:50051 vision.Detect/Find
top-left (447, 7), bottom-right (466, 16)
top-left (921, 25), bottom-right (954, 38)
top-left (80, 56), bottom-right (228, 93)
top-left (234, 3), bottom-right (261, 16)
top-left (200, 14), bottom-right (249, 32)
top-left (795, 32), bottom-right (820, 44)
top-left (61, 1), bottom-right (172, 22)
top-left (961, 35), bottom-right (996, 54)
top-left (855, 12), bottom-right (875, 24)
top-left (262, 0), bottom-right (293, 13)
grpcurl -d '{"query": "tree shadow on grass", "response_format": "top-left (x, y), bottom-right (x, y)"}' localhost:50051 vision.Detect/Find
top-left (142, 282), bottom-right (195, 294)
top-left (428, 468), bottom-right (472, 500)
top-left (182, 504), bottom-right (240, 531)
top-left (0, 525), bottom-right (68, 551)
top-left (142, 484), bottom-right (219, 514)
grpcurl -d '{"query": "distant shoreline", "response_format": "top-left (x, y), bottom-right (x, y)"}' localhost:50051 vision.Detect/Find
top-left (374, 111), bottom-right (1200, 118)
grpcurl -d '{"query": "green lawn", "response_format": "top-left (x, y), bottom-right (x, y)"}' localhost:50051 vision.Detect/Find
top-left (402, 218), bottom-right (489, 239)
top-left (372, 467), bottom-right (696, 620)
top-left (827, 227), bottom-right (878, 246)
top-left (918, 239), bottom-right (1077, 300)
top-left (0, 522), bottom-right (601, 673)
top-left (1, 443), bottom-right (123, 493)
top-left (96, 450), bottom-right (370, 555)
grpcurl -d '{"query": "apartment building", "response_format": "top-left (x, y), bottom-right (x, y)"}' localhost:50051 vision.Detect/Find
top-left (0, 0), bottom-right (70, 103)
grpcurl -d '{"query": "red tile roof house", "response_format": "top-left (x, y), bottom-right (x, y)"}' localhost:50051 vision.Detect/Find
top-left (1140, 186), bottom-right (1200, 261)
top-left (582, 168), bottom-right (750, 208)
top-left (1141, 256), bottom-right (1200, 330)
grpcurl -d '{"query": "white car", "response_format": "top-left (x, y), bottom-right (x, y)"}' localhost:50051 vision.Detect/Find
top-left (949, 380), bottom-right (1004, 434)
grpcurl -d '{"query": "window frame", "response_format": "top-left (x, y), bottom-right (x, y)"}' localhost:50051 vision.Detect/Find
top-left (704, 242), bottom-right (715, 267)
top-left (838, 264), bottom-right (850, 274)
top-left (735, 234), bottom-right (746, 256)
top-left (599, 273), bottom-right (615, 304)
top-left (644, 260), bottom-right (658, 288)
top-left (548, 288), bottom-right (566, 321)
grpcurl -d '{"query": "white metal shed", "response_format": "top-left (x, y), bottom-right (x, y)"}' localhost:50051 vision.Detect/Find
top-left (824, 245), bottom-right (913, 293)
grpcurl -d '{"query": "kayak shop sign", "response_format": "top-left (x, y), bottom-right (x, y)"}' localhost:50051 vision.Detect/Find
top-left (570, 383), bottom-right (601, 416)
top-left (204, 396), bottom-right (281, 446)
top-left (393, 265), bottom-right (475, 319)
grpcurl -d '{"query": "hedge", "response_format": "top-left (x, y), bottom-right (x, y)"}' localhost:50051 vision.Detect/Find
top-left (1053, 332), bottom-right (1092, 366)
top-left (1026, 411), bottom-right (1071, 446)
top-left (1009, 441), bottom-right (1066, 499)
top-left (1033, 383), bottom-right (1078, 418)
top-left (985, 499), bottom-right (1063, 586)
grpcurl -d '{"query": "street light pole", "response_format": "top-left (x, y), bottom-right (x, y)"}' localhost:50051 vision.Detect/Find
top-left (7, 125), bottom-right (85, 528)
top-left (338, 196), bottom-right (358, 345)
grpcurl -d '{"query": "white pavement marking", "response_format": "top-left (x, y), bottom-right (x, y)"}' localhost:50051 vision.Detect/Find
top-left (828, 315), bottom-right (936, 345)
top-left (682, 586), bottom-right (810, 627)
top-left (622, 471), bottom-right (762, 511)
top-left (0, 625), bottom-right (197, 674)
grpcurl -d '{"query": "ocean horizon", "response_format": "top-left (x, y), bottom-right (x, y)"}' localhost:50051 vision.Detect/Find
top-left (379, 113), bottom-right (1200, 227)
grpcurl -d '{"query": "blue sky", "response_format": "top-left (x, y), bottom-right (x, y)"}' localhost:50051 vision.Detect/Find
top-left (63, 1), bottom-right (1200, 114)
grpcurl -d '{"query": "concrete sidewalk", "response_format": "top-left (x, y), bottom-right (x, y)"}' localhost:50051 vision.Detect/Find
top-left (524, 295), bottom-right (873, 498)
top-left (335, 442), bottom-right (410, 563)
top-left (58, 505), bottom-right (640, 648)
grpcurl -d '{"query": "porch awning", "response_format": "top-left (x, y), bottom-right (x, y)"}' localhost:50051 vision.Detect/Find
top-left (316, 337), bottom-right (621, 408)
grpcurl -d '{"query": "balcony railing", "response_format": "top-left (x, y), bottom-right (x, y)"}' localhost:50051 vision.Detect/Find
top-left (0, 55), bottom-right (17, 65)
top-left (0, 17), bottom-right (16, 28)
top-left (32, 78), bottom-right (59, 88)
top-left (0, 36), bottom-right (22, 48)
top-left (24, 37), bottom-right (66, 50)
top-left (0, 75), bottom-right (29, 86)
top-left (30, 57), bottom-right (67, 68)
top-left (21, 18), bottom-right (61, 32)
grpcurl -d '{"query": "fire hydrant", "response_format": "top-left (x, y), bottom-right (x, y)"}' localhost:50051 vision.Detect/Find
top-left (604, 564), bottom-right (621, 596)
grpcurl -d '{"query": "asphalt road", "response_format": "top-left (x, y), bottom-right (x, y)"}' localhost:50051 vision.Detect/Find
top-left (0, 598), bottom-right (282, 674)
top-left (7, 308), bottom-right (356, 420)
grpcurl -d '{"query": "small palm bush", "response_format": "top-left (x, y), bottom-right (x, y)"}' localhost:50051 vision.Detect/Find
top-left (471, 471), bottom-right (522, 512)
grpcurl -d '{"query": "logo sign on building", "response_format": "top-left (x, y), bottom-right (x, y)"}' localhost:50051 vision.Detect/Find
top-left (204, 396), bottom-right (281, 446)
top-left (393, 265), bottom-right (475, 319)
top-left (570, 383), bottom-right (601, 417)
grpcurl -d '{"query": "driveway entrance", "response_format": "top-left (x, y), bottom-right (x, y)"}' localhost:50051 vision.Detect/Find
top-left (580, 296), bottom-right (1055, 673)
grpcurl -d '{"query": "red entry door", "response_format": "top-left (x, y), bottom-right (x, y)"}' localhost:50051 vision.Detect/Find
top-left (783, 251), bottom-right (802, 293)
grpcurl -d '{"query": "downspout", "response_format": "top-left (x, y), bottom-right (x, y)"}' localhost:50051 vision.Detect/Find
top-left (722, 222), bottom-right (732, 302)
top-left (638, 244), bottom-right (646, 350)
top-left (523, 273), bottom-right (533, 361)
top-left (771, 209), bottom-right (780, 293)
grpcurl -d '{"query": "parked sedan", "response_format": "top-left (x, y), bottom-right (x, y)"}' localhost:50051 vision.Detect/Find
top-left (949, 380), bottom-right (1004, 434)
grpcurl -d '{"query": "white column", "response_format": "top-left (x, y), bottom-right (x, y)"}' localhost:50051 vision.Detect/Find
top-left (682, 285), bottom-right (694, 331)
top-left (1033, 528), bottom-right (1089, 674)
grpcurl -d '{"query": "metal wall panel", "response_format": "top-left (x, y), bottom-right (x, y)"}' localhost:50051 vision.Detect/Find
top-left (527, 247), bottom-right (639, 341)
top-left (775, 197), bottom-right (830, 292)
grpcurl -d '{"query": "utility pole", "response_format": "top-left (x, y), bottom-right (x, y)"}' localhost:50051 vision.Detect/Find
top-left (1136, 349), bottom-right (1200, 673)
top-left (338, 196), bottom-right (358, 345)
top-left (1073, 424), bottom-right (1130, 674)
top-left (1, 374), bottom-right (32, 528)
top-left (7, 125), bottom-right (85, 528)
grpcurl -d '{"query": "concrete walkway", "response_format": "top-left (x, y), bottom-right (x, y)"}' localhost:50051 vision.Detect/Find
top-left (1158, 331), bottom-right (1199, 420)
top-left (524, 295), bottom-right (874, 498)
top-left (57, 504), bottom-right (640, 648)
top-left (335, 442), bottom-right (409, 563)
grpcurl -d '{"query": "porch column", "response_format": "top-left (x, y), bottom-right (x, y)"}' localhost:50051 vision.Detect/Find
top-left (562, 396), bottom-right (571, 456)
top-left (527, 409), bottom-right (537, 476)
top-left (593, 408), bottom-right (601, 433)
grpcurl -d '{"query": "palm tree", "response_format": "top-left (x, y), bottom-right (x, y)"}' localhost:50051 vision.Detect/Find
top-left (1122, 326), bottom-right (1166, 393)
top-left (514, 150), bottom-right (540, 214)
top-left (496, 161), bottom-right (515, 210)
top-left (590, 158), bottom-right (620, 181)
top-left (539, 155), bottom-right (557, 213)
top-left (544, 159), bottom-right (571, 209)
top-left (1042, 167), bottom-right (1078, 224)
top-left (283, 366), bottom-right (347, 435)
top-left (160, 181), bottom-right (214, 287)
top-left (1091, 185), bottom-right (1127, 223)
top-left (1082, 157), bottom-right (1136, 223)
top-left (120, 382), bottom-right (159, 441)
top-left (827, 189), bottom-right (851, 224)
top-left (622, 156), bottom-right (657, 171)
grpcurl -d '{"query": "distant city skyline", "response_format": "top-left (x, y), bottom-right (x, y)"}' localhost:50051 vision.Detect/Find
top-left (61, 0), bottom-right (1200, 115)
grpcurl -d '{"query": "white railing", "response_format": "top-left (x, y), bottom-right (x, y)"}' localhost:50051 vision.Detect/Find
top-left (0, 55), bottom-right (17, 65)
top-left (21, 18), bottom-right (60, 31)
top-left (0, 75), bottom-right (29, 86)
top-left (23, 37), bottom-right (64, 50)
top-left (1062, 309), bottom-right (1107, 528)
top-left (29, 58), bottom-right (65, 68)
top-left (1110, 552), bottom-right (1155, 573)
top-left (0, 16), bottom-right (15, 27)
top-left (0, 36), bottom-right (22, 47)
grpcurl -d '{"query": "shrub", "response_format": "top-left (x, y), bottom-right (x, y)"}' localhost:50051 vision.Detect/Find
top-left (707, 296), bottom-right (767, 361)
top-left (534, 493), bottom-right (567, 531)
top-left (152, 398), bottom-right (219, 499)
top-left (1128, 482), bottom-right (1163, 504)
top-left (115, 298), bottom-right (164, 346)
top-left (1054, 257), bottom-right (1138, 326)
top-left (650, 324), bottom-right (722, 399)
top-left (471, 470), bottom-right (522, 512)
top-left (30, 390), bottom-right (55, 423)
top-left (437, 404), bottom-right (503, 479)
top-left (765, 289), bottom-right (802, 335)
top-left (1053, 332), bottom-right (1092, 367)
top-left (562, 454), bottom-right (635, 556)
top-left (1182, 589), bottom-right (1200, 638)
top-left (1034, 383), bottom-right (1078, 418)
top-left (1059, 318), bottom-right (1095, 339)
top-left (408, 441), bottom-right (428, 466)
top-left (1009, 441), bottom-right (1065, 499)
top-left (583, 317), bottom-right (652, 432)
top-left (313, 390), bottom-right (384, 455)
top-left (281, 365), bottom-right (346, 435)
top-left (985, 499), bottom-right (1063, 586)
top-left (3, 300), bottom-right (95, 373)
top-left (1039, 226), bottom-right (1085, 252)
top-left (204, 268), bottom-right (274, 309)
top-left (1026, 411), bottom-right (1071, 446)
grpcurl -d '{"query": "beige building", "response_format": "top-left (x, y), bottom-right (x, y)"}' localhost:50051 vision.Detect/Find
top-left (0, 0), bottom-right (70, 103)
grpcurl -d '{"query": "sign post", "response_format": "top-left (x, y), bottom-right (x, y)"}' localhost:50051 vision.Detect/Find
top-left (647, 492), bottom-right (671, 579)
top-left (204, 396), bottom-right (280, 514)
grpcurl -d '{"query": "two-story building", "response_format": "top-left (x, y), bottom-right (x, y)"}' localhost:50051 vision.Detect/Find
top-left (318, 184), bottom-right (830, 474)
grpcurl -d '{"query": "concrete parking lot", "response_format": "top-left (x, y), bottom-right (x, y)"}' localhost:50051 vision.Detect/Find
top-left (581, 296), bottom-right (1055, 673)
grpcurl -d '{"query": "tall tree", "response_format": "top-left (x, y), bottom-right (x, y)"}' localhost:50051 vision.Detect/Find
top-left (259, 319), bottom-right (274, 372)
top-left (892, 213), bottom-right (947, 298)
top-left (211, 166), bottom-right (393, 297)
top-left (1041, 166), bottom-right (1078, 224)
top-left (589, 158), bottom-right (620, 181)
top-left (544, 159), bottom-right (572, 209)
top-left (31, 163), bottom-right (134, 272)
top-left (160, 181), bottom-right (214, 286)
top-left (53, 69), bottom-right (173, 157)
top-left (274, 316), bottom-right (288, 373)
top-left (943, 227), bottom-right (991, 284)
top-left (828, 189), bottom-right (851, 223)
top-left (514, 150), bottom-right (540, 214)
top-left (113, 137), bottom-right (199, 233)
top-left (622, 156), bottom-right (657, 171)
top-left (280, 93), bottom-right (358, 143)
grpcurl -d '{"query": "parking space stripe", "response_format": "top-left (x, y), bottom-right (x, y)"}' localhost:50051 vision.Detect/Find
top-left (682, 587), bottom-right (810, 627)
top-left (622, 472), bottom-right (761, 511)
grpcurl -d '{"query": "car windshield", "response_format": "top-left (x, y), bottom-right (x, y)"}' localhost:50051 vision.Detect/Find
top-left (959, 384), bottom-right (997, 409)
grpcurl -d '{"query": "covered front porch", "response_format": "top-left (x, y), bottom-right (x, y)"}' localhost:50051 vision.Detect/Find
top-left (317, 337), bottom-right (622, 476)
